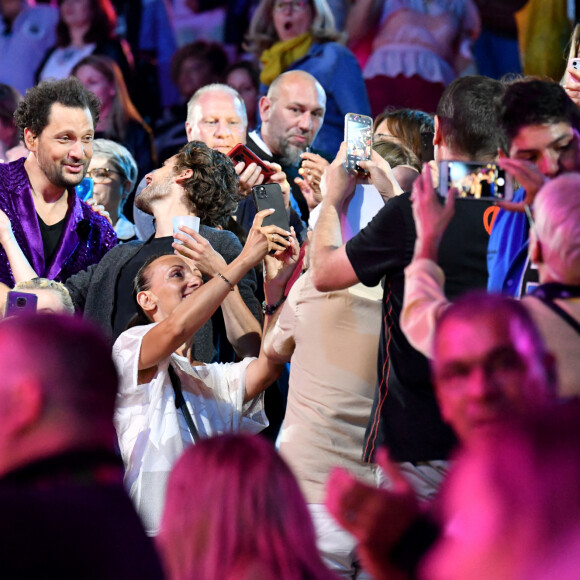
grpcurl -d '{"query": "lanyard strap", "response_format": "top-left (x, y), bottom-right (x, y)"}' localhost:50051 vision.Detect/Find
top-left (168, 364), bottom-right (200, 443)
top-left (532, 296), bottom-right (580, 337)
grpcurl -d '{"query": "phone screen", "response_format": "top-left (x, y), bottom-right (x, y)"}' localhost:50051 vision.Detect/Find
top-left (345, 114), bottom-right (373, 174)
top-left (439, 161), bottom-right (513, 201)
top-left (347, 119), bottom-right (372, 160)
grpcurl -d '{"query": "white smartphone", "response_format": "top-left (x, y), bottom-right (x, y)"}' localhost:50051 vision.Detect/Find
top-left (439, 161), bottom-right (514, 201)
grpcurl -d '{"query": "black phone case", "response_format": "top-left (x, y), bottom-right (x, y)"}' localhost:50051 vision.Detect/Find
top-left (252, 183), bottom-right (290, 232)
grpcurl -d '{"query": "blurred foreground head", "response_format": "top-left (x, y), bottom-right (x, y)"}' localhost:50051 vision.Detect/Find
top-left (424, 400), bottom-right (580, 580)
top-left (0, 314), bottom-right (118, 475)
top-left (432, 292), bottom-right (556, 445)
top-left (157, 433), bottom-right (336, 580)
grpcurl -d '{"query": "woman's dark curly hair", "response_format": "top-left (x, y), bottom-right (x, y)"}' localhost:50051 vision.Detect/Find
top-left (14, 77), bottom-right (100, 141)
top-left (56, 0), bottom-right (117, 46)
top-left (174, 141), bottom-right (239, 229)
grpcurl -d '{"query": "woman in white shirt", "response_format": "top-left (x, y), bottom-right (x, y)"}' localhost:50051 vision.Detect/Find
top-left (113, 211), bottom-right (297, 534)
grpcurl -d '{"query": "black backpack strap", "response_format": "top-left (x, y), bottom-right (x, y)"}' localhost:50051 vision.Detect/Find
top-left (168, 363), bottom-right (200, 443)
top-left (534, 296), bottom-right (580, 336)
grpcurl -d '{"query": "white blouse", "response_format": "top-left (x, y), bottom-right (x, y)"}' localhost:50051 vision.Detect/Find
top-left (113, 323), bottom-right (267, 535)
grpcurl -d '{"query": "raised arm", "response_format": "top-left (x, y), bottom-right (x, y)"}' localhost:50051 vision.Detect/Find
top-left (244, 235), bottom-right (300, 402)
top-left (173, 225), bottom-right (262, 358)
top-left (310, 143), bottom-right (360, 291)
top-left (0, 209), bottom-right (38, 283)
top-left (138, 210), bottom-right (291, 370)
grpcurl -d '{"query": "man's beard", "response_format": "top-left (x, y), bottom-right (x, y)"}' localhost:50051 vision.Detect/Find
top-left (40, 158), bottom-right (87, 189)
top-left (277, 137), bottom-right (307, 167)
top-left (135, 179), bottom-right (171, 215)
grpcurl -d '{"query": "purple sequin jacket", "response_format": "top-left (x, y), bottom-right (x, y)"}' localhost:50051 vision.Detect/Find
top-left (0, 158), bottom-right (117, 286)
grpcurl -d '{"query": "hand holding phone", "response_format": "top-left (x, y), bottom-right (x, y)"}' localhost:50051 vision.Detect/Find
top-left (344, 113), bottom-right (373, 175)
top-left (252, 183), bottom-right (291, 256)
top-left (228, 144), bottom-right (276, 180)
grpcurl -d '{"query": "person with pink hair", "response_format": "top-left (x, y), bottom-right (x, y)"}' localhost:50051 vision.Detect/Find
top-left (157, 433), bottom-right (339, 580)
top-left (423, 400), bottom-right (580, 580)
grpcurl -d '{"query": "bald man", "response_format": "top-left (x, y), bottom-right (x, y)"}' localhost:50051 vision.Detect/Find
top-left (247, 70), bottom-right (330, 221)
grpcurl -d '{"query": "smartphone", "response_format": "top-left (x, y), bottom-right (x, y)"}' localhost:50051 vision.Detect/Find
top-left (439, 161), bottom-right (514, 201)
top-left (76, 177), bottom-right (94, 201)
top-left (345, 113), bottom-right (373, 174)
top-left (252, 183), bottom-right (290, 233)
top-left (5, 291), bottom-right (37, 317)
top-left (228, 144), bottom-right (276, 180)
top-left (420, 131), bottom-right (435, 162)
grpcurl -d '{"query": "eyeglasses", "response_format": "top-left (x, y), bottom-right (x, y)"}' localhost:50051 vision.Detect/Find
top-left (86, 168), bottom-right (121, 182)
top-left (273, 0), bottom-right (310, 13)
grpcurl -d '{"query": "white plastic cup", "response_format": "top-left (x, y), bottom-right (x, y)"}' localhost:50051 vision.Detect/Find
top-left (173, 215), bottom-right (200, 244)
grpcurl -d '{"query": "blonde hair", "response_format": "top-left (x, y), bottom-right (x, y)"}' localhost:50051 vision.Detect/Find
top-left (186, 83), bottom-right (247, 128)
top-left (244, 0), bottom-right (344, 58)
top-left (14, 279), bottom-right (75, 315)
top-left (92, 138), bottom-right (138, 195)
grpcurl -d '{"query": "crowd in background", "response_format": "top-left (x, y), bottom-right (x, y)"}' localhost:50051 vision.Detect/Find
top-left (1, 0), bottom-right (580, 579)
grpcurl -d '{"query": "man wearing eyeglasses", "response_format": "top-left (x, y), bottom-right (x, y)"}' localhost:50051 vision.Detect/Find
top-left (0, 77), bottom-right (117, 287)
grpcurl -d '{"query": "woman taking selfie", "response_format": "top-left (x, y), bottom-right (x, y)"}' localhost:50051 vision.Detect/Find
top-left (113, 212), bottom-right (298, 535)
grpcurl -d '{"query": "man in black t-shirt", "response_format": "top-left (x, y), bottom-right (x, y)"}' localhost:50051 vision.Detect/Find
top-left (311, 76), bottom-right (506, 497)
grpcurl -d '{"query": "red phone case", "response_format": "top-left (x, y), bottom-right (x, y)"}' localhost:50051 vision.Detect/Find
top-left (227, 144), bottom-right (276, 179)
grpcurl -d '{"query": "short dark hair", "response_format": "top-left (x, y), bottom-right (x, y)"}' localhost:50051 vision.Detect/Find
top-left (436, 76), bottom-right (505, 160)
top-left (14, 77), bottom-right (100, 141)
top-left (499, 79), bottom-right (580, 150)
top-left (173, 141), bottom-right (239, 228)
top-left (0, 315), bottom-right (118, 423)
top-left (170, 40), bottom-right (230, 86)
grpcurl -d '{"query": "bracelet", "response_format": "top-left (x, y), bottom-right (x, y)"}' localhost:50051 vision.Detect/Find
top-left (262, 295), bottom-right (286, 315)
top-left (216, 272), bottom-right (235, 291)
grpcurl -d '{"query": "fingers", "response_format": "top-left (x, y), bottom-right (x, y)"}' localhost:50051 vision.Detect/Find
top-left (176, 225), bottom-right (203, 241)
top-left (238, 162), bottom-right (264, 197)
top-left (252, 208), bottom-right (275, 229)
top-left (374, 447), bottom-right (412, 495)
top-left (356, 159), bottom-right (373, 172)
top-left (265, 160), bottom-right (282, 173)
top-left (299, 152), bottom-right (325, 164)
top-left (495, 200), bottom-right (527, 213)
top-left (263, 229), bottom-right (292, 254)
top-left (325, 467), bottom-right (361, 532)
